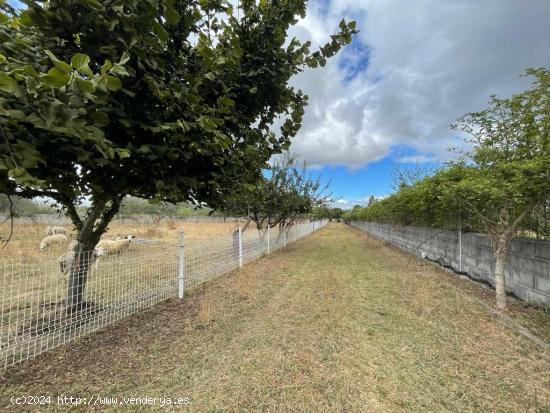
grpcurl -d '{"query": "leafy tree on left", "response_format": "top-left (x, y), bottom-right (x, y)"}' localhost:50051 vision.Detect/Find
top-left (0, 0), bottom-right (356, 312)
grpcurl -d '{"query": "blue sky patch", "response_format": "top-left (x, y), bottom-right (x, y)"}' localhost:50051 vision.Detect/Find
top-left (338, 37), bottom-right (370, 84)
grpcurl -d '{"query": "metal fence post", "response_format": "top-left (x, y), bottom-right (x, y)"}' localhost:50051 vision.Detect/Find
top-left (238, 227), bottom-right (243, 268)
top-left (458, 227), bottom-right (462, 272)
top-left (267, 225), bottom-right (270, 254)
top-left (178, 231), bottom-right (185, 302)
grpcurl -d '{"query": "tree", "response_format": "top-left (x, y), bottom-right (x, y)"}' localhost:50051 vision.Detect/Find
top-left (343, 68), bottom-right (550, 309)
top-left (221, 153), bottom-right (330, 231)
top-left (312, 205), bottom-right (343, 220)
top-left (0, 1), bottom-right (356, 311)
top-left (447, 68), bottom-right (550, 309)
top-left (366, 195), bottom-right (376, 207)
top-left (330, 207), bottom-right (344, 220)
top-left (390, 159), bottom-right (438, 191)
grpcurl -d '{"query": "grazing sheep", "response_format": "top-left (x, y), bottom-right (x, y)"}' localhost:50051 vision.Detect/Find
top-left (94, 247), bottom-right (107, 257)
top-left (45, 226), bottom-right (67, 236)
top-left (40, 234), bottom-right (68, 251)
top-left (96, 235), bottom-right (134, 256)
top-left (68, 239), bottom-right (78, 252)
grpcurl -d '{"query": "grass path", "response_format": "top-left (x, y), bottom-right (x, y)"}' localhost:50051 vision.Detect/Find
top-left (1, 224), bottom-right (549, 412)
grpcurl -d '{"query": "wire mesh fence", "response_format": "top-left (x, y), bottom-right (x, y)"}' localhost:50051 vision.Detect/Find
top-left (0, 220), bottom-right (327, 369)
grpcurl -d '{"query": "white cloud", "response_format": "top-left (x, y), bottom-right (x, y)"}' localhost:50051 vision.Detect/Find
top-left (329, 194), bottom-right (389, 210)
top-left (286, 0), bottom-right (550, 168)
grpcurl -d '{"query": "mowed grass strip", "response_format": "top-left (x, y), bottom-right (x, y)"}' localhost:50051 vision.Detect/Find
top-left (0, 223), bottom-right (548, 412)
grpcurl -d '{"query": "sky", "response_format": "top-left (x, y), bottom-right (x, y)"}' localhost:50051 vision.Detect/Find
top-left (6, 0), bottom-right (550, 208)
top-left (286, 0), bottom-right (550, 208)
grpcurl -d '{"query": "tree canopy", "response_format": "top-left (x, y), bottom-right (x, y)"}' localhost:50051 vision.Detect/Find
top-left (344, 68), bottom-right (550, 308)
top-left (0, 0), bottom-right (355, 234)
top-left (220, 153), bottom-right (330, 230)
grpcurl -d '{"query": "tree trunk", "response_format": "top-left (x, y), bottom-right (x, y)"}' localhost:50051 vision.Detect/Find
top-left (493, 235), bottom-right (510, 310)
top-left (65, 197), bottom-right (122, 314)
top-left (66, 236), bottom-right (98, 313)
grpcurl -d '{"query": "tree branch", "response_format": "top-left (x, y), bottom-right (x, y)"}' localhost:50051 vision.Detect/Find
top-left (92, 195), bottom-right (124, 240)
top-left (1, 194), bottom-right (15, 249)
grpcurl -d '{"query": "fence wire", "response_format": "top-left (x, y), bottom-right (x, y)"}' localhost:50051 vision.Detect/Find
top-left (0, 220), bottom-right (327, 369)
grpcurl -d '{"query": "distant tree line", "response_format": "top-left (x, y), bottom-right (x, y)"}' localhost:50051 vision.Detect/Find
top-left (312, 205), bottom-right (344, 220)
top-left (0, 194), bottom-right (56, 216)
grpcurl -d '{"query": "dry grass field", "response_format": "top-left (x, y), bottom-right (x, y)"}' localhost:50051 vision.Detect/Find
top-left (0, 219), bottom-right (241, 260)
top-left (0, 223), bottom-right (548, 412)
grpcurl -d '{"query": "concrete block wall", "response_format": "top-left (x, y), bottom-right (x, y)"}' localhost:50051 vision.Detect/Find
top-left (351, 221), bottom-right (550, 307)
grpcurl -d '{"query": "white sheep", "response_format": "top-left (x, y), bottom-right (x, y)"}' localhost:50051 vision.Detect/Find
top-left (40, 234), bottom-right (68, 251)
top-left (45, 226), bottom-right (67, 236)
top-left (68, 239), bottom-right (78, 252)
top-left (96, 235), bottom-right (134, 256)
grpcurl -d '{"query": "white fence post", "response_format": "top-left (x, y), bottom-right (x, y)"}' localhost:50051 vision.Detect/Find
top-left (458, 227), bottom-right (462, 272)
top-left (283, 230), bottom-right (287, 248)
top-left (267, 225), bottom-right (270, 254)
top-left (178, 231), bottom-right (185, 302)
top-left (238, 227), bottom-right (243, 268)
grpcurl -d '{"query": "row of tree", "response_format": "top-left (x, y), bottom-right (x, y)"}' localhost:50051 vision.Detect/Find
top-left (343, 68), bottom-right (550, 309)
top-left (0, 1), bottom-right (355, 311)
top-left (0, 193), bottom-right (55, 216)
top-left (220, 153), bottom-right (332, 230)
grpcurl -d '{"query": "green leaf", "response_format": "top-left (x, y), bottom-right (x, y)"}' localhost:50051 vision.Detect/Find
top-left (75, 78), bottom-right (95, 94)
top-left (22, 65), bottom-right (39, 77)
top-left (42, 68), bottom-right (70, 88)
top-left (105, 76), bottom-right (122, 91)
top-left (205, 72), bottom-right (216, 81)
top-left (7, 110), bottom-right (25, 120)
top-left (249, 86), bottom-right (258, 94)
top-left (53, 60), bottom-right (72, 73)
top-left (116, 148), bottom-right (131, 159)
top-left (165, 6), bottom-right (180, 25)
top-left (214, 56), bottom-right (226, 65)
top-left (119, 51), bottom-right (131, 65)
top-left (152, 21), bottom-right (169, 41)
top-left (111, 65), bottom-right (129, 77)
top-left (101, 60), bottom-right (113, 75)
top-left (91, 111), bottom-right (110, 126)
top-left (0, 74), bottom-right (17, 94)
top-left (8, 167), bottom-right (25, 178)
top-left (119, 118), bottom-right (132, 127)
top-left (70, 53), bottom-right (90, 70)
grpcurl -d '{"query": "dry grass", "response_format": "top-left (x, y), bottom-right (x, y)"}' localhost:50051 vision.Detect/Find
top-left (0, 220), bottom-right (239, 259)
top-left (0, 223), bottom-right (548, 412)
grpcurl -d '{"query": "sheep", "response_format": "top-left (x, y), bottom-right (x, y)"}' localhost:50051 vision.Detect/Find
top-left (58, 235), bottom-right (134, 275)
top-left (45, 226), bottom-right (67, 236)
top-left (40, 234), bottom-right (68, 251)
top-left (68, 239), bottom-right (78, 252)
top-left (94, 247), bottom-right (107, 257)
top-left (96, 235), bottom-right (134, 256)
